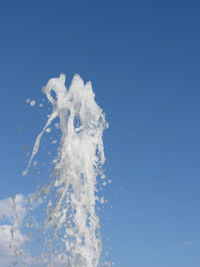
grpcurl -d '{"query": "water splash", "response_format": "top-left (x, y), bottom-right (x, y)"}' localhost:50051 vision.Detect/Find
top-left (24, 74), bottom-right (108, 266)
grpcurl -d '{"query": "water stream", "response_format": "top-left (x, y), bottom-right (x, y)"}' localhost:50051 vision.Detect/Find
top-left (24, 74), bottom-right (108, 266)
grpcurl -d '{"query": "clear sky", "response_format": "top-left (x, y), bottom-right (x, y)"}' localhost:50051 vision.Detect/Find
top-left (0, 0), bottom-right (200, 266)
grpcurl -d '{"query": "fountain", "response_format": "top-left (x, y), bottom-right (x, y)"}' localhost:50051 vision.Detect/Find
top-left (23, 74), bottom-right (108, 266)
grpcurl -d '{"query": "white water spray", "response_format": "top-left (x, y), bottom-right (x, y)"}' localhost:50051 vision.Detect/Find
top-left (24, 74), bottom-right (108, 266)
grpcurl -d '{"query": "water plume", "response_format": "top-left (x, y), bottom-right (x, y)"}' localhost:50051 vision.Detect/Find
top-left (24, 74), bottom-right (108, 266)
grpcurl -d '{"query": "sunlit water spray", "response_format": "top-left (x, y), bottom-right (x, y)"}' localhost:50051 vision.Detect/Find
top-left (23, 74), bottom-right (108, 266)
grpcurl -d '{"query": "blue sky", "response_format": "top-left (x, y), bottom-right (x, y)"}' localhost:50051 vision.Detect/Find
top-left (1, 0), bottom-right (200, 266)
